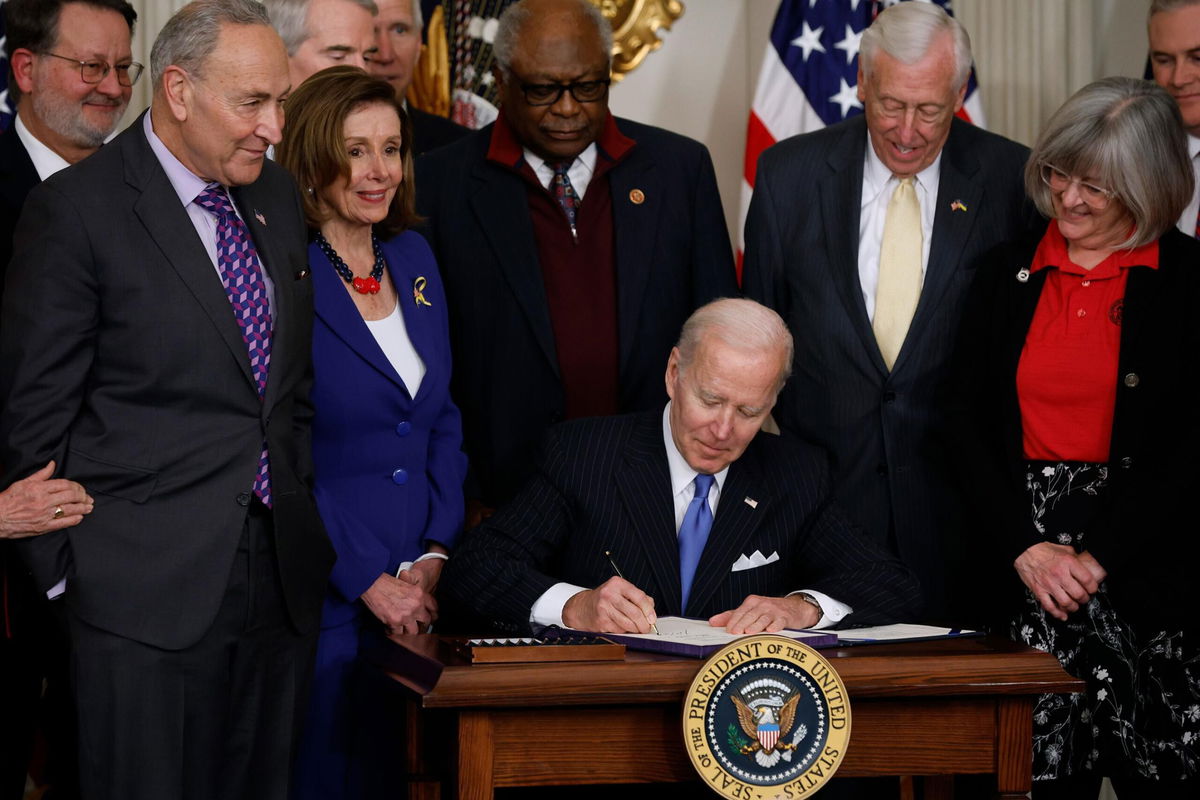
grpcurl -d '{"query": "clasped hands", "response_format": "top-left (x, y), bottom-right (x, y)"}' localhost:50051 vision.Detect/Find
top-left (360, 557), bottom-right (445, 635)
top-left (1014, 541), bottom-right (1107, 621)
top-left (561, 576), bottom-right (821, 634)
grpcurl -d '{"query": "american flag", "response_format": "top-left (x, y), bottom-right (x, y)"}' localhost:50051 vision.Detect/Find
top-left (738, 0), bottom-right (986, 274)
top-left (1, 0), bottom-right (12, 131)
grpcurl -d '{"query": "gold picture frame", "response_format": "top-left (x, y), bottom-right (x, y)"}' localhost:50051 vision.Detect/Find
top-left (591, 0), bottom-right (685, 83)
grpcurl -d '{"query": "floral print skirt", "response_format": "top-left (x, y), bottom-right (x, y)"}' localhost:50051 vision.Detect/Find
top-left (1009, 461), bottom-right (1199, 783)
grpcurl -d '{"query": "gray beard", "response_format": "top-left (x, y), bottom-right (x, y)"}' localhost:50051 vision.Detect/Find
top-left (31, 90), bottom-right (126, 149)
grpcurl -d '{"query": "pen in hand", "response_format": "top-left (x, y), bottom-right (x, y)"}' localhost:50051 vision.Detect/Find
top-left (604, 549), bottom-right (660, 635)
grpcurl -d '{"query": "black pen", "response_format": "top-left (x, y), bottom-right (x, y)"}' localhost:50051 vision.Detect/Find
top-left (604, 550), bottom-right (659, 635)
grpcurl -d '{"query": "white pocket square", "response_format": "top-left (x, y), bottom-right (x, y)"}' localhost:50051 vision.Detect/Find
top-left (730, 549), bottom-right (780, 572)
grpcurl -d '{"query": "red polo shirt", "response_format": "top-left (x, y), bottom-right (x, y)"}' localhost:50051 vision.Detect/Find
top-left (1017, 223), bottom-right (1159, 462)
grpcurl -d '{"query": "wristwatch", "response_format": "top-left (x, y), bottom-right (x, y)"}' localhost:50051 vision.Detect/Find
top-left (796, 592), bottom-right (823, 621)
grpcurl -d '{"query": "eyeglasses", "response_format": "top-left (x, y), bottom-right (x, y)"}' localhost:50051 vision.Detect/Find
top-left (1039, 163), bottom-right (1117, 209)
top-left (41, 52), bottom-right (144, 87)
top-left (516, 77), bottom-right (611, 107)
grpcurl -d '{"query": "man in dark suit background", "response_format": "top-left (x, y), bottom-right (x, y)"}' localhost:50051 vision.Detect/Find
top-left (1148, 0), bottom-right (1200, 238)
top-left (743, 1), bottom-right (1037, 623)
top-left (0, 1), bottom-right (334, 797)
top-left (367, 0), bottom-right (468, 155)
top-left (443, 298), bottom-right (920, 636)
top-left (0, 1), bottom-right (135, 795)
top-left (417, 0), bottom-right (737, 522)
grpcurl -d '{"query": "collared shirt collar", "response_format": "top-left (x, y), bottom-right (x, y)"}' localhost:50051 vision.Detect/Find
top-left (14, 112), bottom-right (71, 181)
top-left (861, 136), bottom-right (943, 205)
top-left (662, 403), bottom-right (728, 502)
top-left (143, 111), bottom-right (212, 206)
top-left (1190, 133), bottom-right (1200, 161)
top-left (523, 142), bottom-right (597, 192)
top-left (1029, 220), bottom-right (1159, 278)
top-left (485, 109), bottom-right (636, 173)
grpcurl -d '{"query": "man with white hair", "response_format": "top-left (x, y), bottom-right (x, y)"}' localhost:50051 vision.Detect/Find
top-left (444, 298), bottom-right (920, 637)
top-left (744, 1), bottom-right (1037, 626)
top-left (263, 0), bottom-right (377, 87)
top-left (367, 0), bottom-right (466, 154)
top-left (1149, 0), bottom-right (1200, 238)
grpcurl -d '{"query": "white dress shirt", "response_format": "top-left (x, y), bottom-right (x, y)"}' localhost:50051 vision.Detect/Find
top-left (528, 405), bottom-right (850, 629)
top-left (523, 143), bottom-right (598, 198)
top-left (1175, 134), bottom-right (1200, 238)
top-left (857, 142), bottom-right (942, 322)
top-left (14, 113), bottom-right (71, 180)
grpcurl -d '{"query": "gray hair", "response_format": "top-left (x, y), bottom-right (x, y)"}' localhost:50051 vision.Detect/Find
top-left (263, 0), bottom-right (378, 56)
top-left (860, 0), bottom-right (972, 90)
top-left (493, 0), bottom-right (613, 78)
top-left (410, 0), bottom-right (422, 30)
top-left (1024, 76), bottom-right (1192, 249)
top-left (150, 0), bottom-right (271, 88)
top-left (676, 299), bottom-right (794, 394)
top-left (1150, 0), bottom-right (1200, 17)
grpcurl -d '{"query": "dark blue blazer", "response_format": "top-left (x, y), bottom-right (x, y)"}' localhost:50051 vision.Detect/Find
top-left (309, 231), bottom-right (467, 627)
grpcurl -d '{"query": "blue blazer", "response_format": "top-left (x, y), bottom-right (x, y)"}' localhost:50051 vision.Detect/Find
top-left (309, 230), bottom-right (467, 627)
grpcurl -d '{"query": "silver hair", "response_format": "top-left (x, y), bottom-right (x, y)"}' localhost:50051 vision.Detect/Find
top-left (492, 0), bottom-right (613, 78)
top-left (1024, 76), bottom-right (1192, 249)
top-left (263, 0), bottom-right (378, 56)
top-left (150, 0), bottom-right (271, 87)
top-left (860, 1), bottom-right (972, 90)
top-left (1150, 0), bottom-right (1200, 17)
top-left (676, 299), bottom-right (794, 395)
top-left (411, 0), bottom-right (422, 30)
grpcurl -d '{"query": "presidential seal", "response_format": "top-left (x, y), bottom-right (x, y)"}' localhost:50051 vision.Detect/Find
top-left (683, 636), bottom-right (851, 798)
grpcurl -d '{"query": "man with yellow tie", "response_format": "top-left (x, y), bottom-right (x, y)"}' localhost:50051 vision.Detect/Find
top-left (743, 1), bottom-right (1038, 624)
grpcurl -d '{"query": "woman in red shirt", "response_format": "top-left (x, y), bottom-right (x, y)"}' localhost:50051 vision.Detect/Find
top-left (953, 77), bottom-right (1199, 798)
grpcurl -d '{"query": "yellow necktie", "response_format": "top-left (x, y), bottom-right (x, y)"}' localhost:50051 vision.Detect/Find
top-left (873, 177), bottom-right (923, 371)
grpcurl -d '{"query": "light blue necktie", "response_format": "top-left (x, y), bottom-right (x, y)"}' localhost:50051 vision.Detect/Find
top-left (679, 473), bottom-right (715, 612)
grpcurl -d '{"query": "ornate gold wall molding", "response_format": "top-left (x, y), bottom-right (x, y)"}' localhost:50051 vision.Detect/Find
top-left (591, 0), bottom-right (685, 83)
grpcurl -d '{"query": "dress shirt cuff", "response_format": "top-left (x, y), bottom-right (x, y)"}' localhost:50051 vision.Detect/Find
top-left (395, 551), bottom-right (450, 576)
top-left (788, 589), bottom-right (852, 630)
top-left (529, 582), bottom-right (588, 628)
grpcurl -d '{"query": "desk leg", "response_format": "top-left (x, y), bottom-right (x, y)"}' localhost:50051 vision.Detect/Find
top-left (995, 697), bottom-right (1033, 800)
top-left (457, 711), bottom-right (495, 800)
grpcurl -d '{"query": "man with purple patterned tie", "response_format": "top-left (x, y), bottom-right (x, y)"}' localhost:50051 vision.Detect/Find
top-left (0, 1), bottom-right (334, 798)
top-left (443, 298), bottom-right (919, 637)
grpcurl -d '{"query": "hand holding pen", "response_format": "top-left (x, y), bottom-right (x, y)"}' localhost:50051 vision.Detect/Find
top-left (560, 550), bottom-right (660, 634)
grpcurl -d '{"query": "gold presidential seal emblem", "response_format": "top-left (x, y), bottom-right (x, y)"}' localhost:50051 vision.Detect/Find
top-left (683, 636), bottom-right (851, 798)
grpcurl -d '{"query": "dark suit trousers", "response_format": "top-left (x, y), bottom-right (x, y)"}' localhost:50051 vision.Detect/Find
top-left (69, 504), bottom-right (317, 800)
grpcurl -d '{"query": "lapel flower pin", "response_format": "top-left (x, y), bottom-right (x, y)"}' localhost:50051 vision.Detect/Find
top-left (254, 210), bottom-right (267, 226)
top-left (950, 200), bottom-right (967, 213)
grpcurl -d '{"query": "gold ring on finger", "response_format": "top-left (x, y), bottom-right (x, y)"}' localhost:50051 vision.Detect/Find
top-left (53, 506), bottom-right (65, 520)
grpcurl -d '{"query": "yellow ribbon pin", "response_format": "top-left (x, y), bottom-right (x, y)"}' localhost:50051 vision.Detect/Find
top-left (412, 277), bottom-right (432, 307)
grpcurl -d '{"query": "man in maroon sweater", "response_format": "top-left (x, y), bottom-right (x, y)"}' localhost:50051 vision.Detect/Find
top-left (415, 0), bottom-right (737, 520)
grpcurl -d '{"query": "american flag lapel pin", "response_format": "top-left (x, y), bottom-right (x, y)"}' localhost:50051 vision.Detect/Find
top-left (255, 210), bottom-right (267, 226)
top-left (950, 200), bottom-right (967, 213)
top-left (744, 497), bottom-right (758, 509)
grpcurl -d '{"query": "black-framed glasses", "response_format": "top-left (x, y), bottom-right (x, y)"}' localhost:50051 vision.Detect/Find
top-left (41, 52), bottom-right (144, 87)
top-left (1039, 163), bottom-right (1116, 209)
top-left (517, 77), bottom-right (611, 107)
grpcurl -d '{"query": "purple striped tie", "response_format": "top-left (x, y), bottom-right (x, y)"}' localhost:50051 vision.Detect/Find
top-left (195, 185), bottom-right (273, 506)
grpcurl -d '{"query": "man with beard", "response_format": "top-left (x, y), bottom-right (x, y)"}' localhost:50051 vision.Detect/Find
top-left (1, 0), bottom-right (138, 293)
top-left (1, 4), bottom-right (136, 796)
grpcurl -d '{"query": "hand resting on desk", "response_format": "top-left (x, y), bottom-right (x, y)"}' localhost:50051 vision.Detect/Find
top-left (709, 593), bottom-right (820, 634)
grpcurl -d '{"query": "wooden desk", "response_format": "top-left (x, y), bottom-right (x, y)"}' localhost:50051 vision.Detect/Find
top-left (371, 635), bottom-right (1081, 800)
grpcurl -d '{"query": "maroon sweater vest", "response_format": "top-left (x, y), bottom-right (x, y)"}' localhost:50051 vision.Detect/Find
top-left (487, 113), bottom-right (636, 420)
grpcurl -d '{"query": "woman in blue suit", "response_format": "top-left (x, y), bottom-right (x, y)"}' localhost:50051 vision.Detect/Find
top-left (277, 67), bottom-right (466, 799)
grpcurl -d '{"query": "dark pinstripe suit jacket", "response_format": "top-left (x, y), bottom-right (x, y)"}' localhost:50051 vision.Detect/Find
top-left (743, 116), bottom-right (1039, 621)
top-left (442, 411), bottom-right (921, 634)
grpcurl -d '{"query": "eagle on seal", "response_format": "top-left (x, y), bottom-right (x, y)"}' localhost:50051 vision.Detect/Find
top-left (732, 693), bottom-right (804, 767)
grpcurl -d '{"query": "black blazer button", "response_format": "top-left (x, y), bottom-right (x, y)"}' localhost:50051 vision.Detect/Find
top-left (1119, 456), bottom-right (1133, 469)
top-left (236, 492), bottom-right (251, 506)
top-left (1122, 373), bottom-right (1139, 388)
top-left (876, 463), bottom-right (888, 476)
top-left (883, 391), bottom-right (896, 403)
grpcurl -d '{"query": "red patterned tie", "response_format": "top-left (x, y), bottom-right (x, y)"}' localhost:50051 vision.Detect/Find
top-left (195, 185), bottom-right (273, 506)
